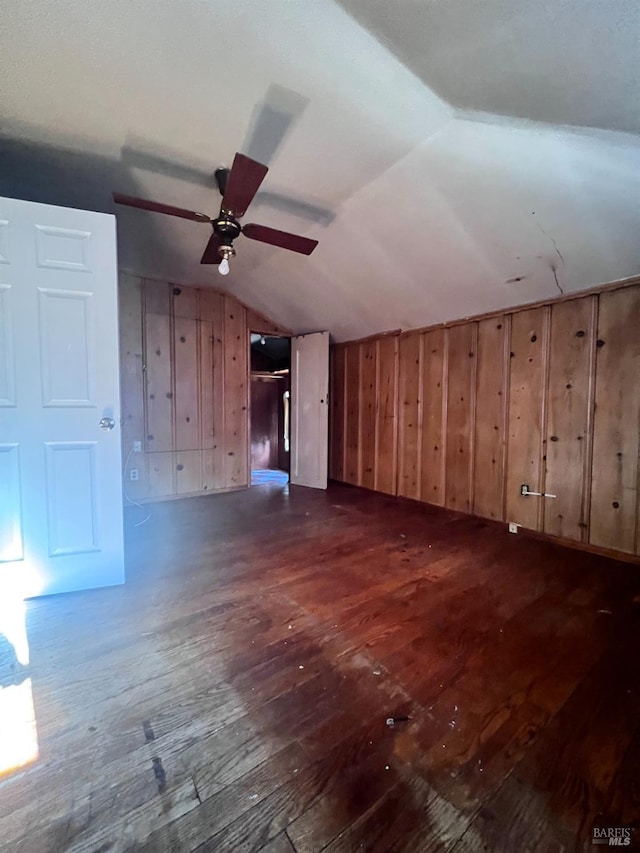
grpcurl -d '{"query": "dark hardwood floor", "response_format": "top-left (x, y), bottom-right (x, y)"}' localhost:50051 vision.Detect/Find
top-left (1, 482), bottom-right (639, 852)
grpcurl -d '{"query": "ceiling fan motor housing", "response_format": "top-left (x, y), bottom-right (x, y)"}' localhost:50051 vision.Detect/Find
top-left (213, 215), bottom-right (241, 246)
top-left (214, 167), bottom-right (230, 197)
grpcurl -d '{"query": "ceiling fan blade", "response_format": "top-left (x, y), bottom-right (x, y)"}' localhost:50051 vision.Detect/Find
top-left (200, 232), bottom-right (223, 264)
top-left (242, 223), bottom-right (318, 255)
top-left (113, 193), bottom-right (211, 223)
top-left (221, 153), bottom-right (268, 218)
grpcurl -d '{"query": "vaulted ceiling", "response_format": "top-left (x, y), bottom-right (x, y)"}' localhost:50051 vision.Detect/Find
top-left (1, 0), bottom-right (639, 341)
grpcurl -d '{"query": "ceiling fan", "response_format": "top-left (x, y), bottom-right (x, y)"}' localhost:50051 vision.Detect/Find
top-left (113, 152), bottom-right (318, 275)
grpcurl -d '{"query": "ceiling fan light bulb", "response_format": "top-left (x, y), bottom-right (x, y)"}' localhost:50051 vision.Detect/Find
top-left (218, 257), bottom-right (230, 276)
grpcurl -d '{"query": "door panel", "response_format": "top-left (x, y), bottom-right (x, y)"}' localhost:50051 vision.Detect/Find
top-left (0, 196), bottom-right (123, 597)
top-left (38, 288), bottom-right (95, 406)
top-left (291, 331), bottom-right (329, 489)
top-left (34, 224), bottom-right (91, 271)
top-left (0, 284), bottom-right (16, 405)
top-left (0, 220), bottom-right (9, 263)
top-left (45, 441), bottom-right (100, 556)
top-left (0, 443), bottom-right (22, 561)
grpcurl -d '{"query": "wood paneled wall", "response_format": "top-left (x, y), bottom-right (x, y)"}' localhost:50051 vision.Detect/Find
top-left (119, 273), bottom-right (287, 502)
top-left (330, 281), bottom-right (640, 559)
top-left (330, 335), bottom-right (398, 495)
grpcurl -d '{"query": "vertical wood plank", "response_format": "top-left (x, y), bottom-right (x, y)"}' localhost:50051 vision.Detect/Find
top-left (445, 323), bottom-right (476, 513)
top-left (201, 290), bottom-right (226, 490)
top-left (397, 333), bottom-right (422, 500)
top-left (420, 328), bottom-right (446, 507)
top-left (329, 346), bottom-right (346, 482)
top-left (223, 297), bottom-right (248, 489)
top-left (505, 307), bottom-right (547, 530)
top-left (172, 285), bottom-right (198, 320)
top-left (543, 298), bottom-right (594, 541)
top-left (175, 450), bottom-right (203, 495)
top-left (344, 344), bottom-right (361, 485)
top-left (501, 315), bottom-right (512, 522)
top-left (144, 311), bottom-right (173, 454)
top-left (473, 317), bottom-right (506, 521)
top-left (307, 282), bottom-right (640, 560)
top-left (590, 287), bottom-right (640, 553)
top-left (538, 305), bottom-right (552, 533)
top-left (359, 340), bottom-right (377, 490)
top-left (126, 282), bottom-right (279, 500)
top-left (118, 272), bottom-right (148, 500)
top-left (581, 298), bottom-right (598, 546)
top-left (174, 317), bottom-right (200, 451)
top-left (375, 335), bottom-right (398, 496)
top-left (144, 280), bottom-right (170, 315)
top-left (201, 451), bottom-right (216, 493)
top-left (147, 452), bottom-right (175, 498)
top-left (199, 320), bottom-right (214, 451)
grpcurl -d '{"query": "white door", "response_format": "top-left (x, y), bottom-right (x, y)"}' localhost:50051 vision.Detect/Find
top-left (0, 196), bottom-right (124, 598)
top-left (290, 331), bottom-right (329, 489)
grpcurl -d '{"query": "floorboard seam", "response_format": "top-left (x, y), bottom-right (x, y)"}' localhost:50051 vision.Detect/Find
top-left (284, 827), bottom-right (298, 852)
top-left (192, 775), bottom-right (202, 804)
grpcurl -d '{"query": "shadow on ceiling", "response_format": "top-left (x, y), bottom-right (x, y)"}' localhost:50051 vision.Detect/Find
top-left (0, 125), bottom-right (192, 277)
top-left (120, 83), bottom-right (335, 226)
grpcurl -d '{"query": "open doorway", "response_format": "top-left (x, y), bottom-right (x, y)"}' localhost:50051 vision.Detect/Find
top-left (250, 334), bottom-right (290, 487)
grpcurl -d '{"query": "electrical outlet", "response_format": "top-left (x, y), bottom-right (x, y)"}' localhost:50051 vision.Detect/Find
top-left (508, 522), bottom-right (518, 534)
top-left (130, 468), bottom-right (139, 481)
top-left (133, 441), bottom-right (142, 453)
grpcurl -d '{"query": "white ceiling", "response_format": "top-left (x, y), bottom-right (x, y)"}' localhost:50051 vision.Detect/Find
top-left (338, 0), bottom-right (640, 135)
top-left (1, 0), bottom-right (639, 341)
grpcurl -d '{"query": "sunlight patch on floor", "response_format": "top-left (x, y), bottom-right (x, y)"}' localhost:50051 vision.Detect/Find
top-left (0, 580), bottom-right (40, 777)
top-left (251, 469), bottom-right (289, 487)
top-left (0, 679), bottom-right (38, 777)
